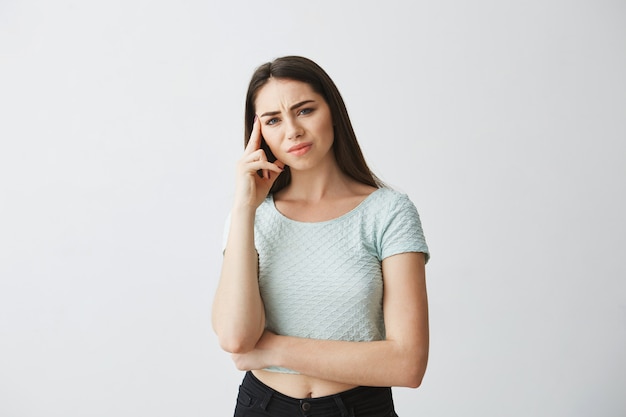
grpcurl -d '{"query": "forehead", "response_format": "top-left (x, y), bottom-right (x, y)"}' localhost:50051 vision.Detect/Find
top-left (255, 78), bottom-right (320, 110)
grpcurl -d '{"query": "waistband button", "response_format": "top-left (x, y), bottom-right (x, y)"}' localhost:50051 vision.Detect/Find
top-left (301, 401), bottom-right (311, 411)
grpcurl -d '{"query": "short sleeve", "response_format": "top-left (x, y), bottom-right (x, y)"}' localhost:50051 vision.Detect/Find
top-left (379, 194), bottom-right (430, 262)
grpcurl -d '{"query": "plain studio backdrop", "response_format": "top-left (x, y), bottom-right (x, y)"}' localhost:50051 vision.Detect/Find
top-left (1, 0), bottom-right (625, 416)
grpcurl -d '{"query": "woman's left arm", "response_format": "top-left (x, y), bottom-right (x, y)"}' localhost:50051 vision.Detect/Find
top-left (231, 252), bottom-right (429, 388)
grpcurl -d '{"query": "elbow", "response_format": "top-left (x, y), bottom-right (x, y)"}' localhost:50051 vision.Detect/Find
top-left (211, 315), bottom-right (264, 354)
top-left (213, 322), bottom-right (260, 353)
top-left (404, 370), bottom-right (425, 389)
top-left (398, 351), bottom-right (428, 388)
top-left (219, 340), bottom-right (254, 354)
top-left (402, 365), bottom-right (427, 389)
top-left (215, 332), bottom-right (258, 354)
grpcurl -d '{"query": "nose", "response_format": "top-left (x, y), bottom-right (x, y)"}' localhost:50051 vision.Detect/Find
top-left (285, 118), bottom-right (303, 140)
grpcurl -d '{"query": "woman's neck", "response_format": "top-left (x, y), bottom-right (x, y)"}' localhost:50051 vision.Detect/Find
top-left (279, 159), bottom-right (355, 202)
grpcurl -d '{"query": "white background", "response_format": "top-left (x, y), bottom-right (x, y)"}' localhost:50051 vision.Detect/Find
top-left (1, 1), bottom-right (625, 416)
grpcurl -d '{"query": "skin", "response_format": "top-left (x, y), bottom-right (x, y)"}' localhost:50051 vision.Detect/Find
top-left (212, 78), bottom-right (429, 398)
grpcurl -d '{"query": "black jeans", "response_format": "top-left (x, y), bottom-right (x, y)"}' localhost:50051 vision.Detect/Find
top-left (234, 371), bottom-right (399, 417)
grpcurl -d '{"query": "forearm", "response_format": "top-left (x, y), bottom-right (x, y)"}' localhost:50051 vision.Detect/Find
top-left (268, 254), bottom-right (429, 388)
top-left (212, 208), bottom-right (265, 353)
top-left (268, 335), bottom-right (428, 388)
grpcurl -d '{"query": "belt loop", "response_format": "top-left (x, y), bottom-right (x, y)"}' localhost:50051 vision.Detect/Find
top-left (333, 395), bottom-right (353, 417)
top-left (259, 389), bottom-right (273, 411)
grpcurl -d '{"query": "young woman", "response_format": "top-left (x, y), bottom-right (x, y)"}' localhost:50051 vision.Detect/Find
top-left (212, 56), bottom-right (430, 417)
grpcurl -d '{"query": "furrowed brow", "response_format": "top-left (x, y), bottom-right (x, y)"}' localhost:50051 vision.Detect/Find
top-left (290, 100), bottom-right (315, 110)
top-left (260, 100), bottom-right (316, 118)
top-left (260, 110), bottom-right (280, 118)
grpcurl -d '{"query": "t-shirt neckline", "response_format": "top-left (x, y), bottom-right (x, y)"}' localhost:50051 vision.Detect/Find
top-left (269, 188), bottom-right (383, 225)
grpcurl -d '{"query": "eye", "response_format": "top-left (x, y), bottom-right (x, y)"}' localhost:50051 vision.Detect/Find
top-left (298, 108), bottom-right (313, 116)
top-left (266, 117), bottom-right (279, 126)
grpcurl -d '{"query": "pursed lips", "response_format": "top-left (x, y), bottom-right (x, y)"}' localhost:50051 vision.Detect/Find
top-left (287, 142), bottom-right (312, 154)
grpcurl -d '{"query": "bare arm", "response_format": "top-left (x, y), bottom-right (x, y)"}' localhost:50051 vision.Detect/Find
top-left (211, 116), bottom-right (284, 354)
top-left (232, 252), bottom-right (429, 387)
top-left (212, 208), bottom-right (264, 354)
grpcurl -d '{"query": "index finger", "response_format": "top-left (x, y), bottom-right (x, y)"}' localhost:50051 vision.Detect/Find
top-left (244, 115), bottom-right (261, 155)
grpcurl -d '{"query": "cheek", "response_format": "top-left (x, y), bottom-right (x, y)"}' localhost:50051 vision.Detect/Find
top-left (260, 129), bottom-right (280, 152)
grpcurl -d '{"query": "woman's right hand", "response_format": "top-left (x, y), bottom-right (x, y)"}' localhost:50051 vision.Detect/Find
top-left (214, 116), bottom-right (276, 353)
top-left (234, 115), bottom-right (284, 210)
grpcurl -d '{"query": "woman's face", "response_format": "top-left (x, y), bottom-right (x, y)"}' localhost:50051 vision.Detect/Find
top-left (255, 78), bottom-right (335, 172)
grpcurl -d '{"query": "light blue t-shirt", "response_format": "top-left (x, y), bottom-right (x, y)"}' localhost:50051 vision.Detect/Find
top-left (223, 187), bottom-right (429, 373)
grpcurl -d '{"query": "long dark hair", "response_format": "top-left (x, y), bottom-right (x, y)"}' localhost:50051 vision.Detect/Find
top-left (244, 56), bottom-right (382, 194)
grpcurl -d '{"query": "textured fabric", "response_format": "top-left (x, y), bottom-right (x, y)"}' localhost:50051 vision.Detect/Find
top-left (222, 187), bottom-right (429, 374)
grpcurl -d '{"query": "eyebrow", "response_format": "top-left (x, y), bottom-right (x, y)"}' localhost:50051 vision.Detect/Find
top-left (259, 100), bottom-right (316, 118)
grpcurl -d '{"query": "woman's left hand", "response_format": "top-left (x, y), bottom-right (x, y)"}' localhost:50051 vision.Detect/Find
top-left (231, 330), bottom-right (278, 371)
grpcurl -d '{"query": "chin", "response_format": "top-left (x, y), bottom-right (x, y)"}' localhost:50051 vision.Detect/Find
top-left (288, 159), bottom-right (316, 170)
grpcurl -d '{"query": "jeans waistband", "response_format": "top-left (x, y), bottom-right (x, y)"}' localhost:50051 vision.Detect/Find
top-left (238, 371), bottom-right (394, 417)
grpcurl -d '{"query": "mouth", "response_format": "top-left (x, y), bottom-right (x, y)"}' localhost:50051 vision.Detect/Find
top-left (287, 142), bottom-right (312, 156)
